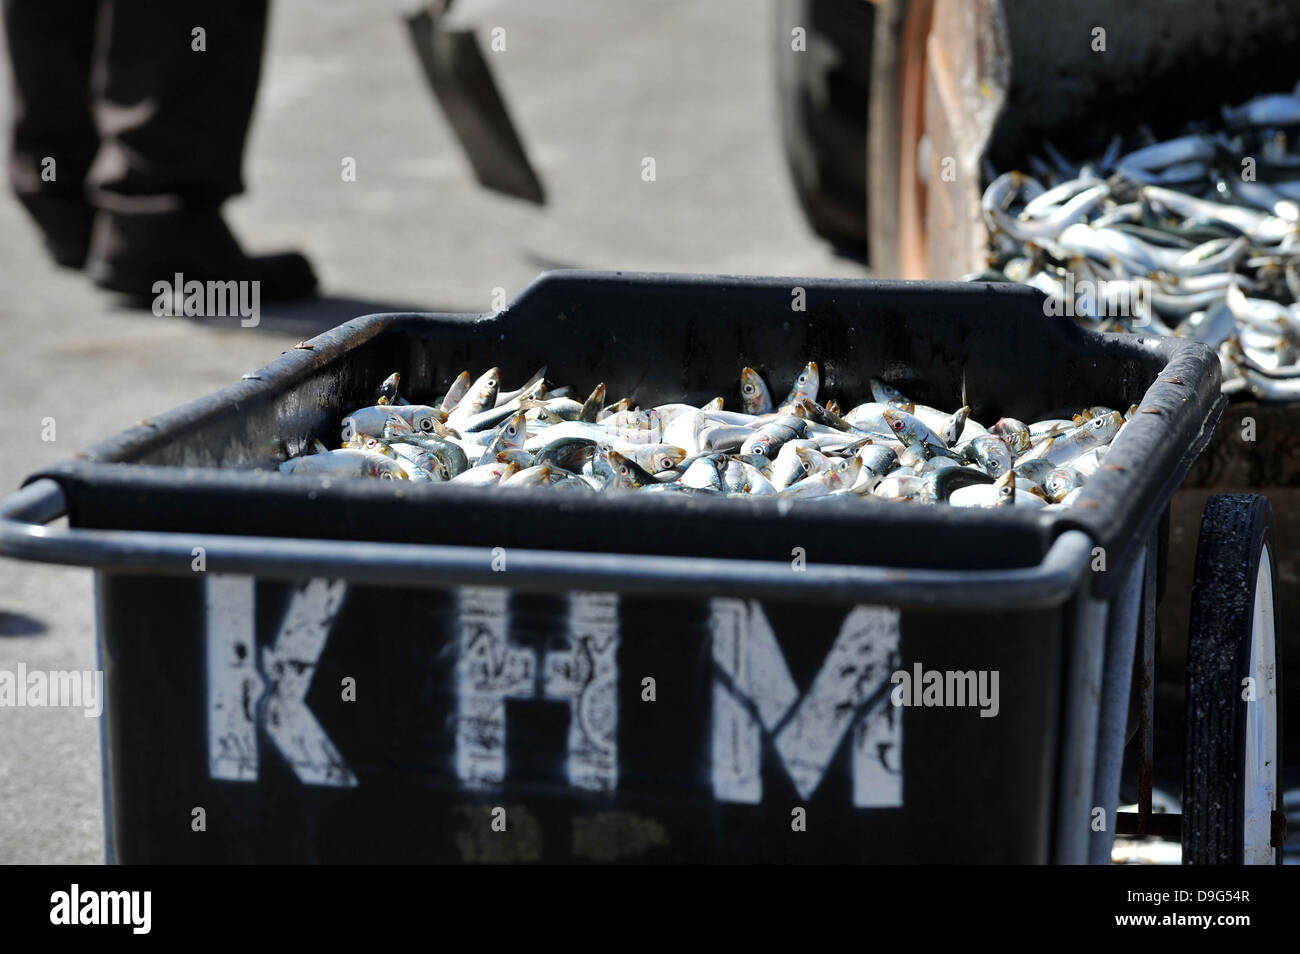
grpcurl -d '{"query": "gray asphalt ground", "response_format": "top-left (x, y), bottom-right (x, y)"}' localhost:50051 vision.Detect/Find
top-left (0, 1), bottom-right (862, 863)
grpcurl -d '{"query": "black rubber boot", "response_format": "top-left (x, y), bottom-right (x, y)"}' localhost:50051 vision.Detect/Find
top-left (86, 209), bottom-right (318, 303)
top-left (14, 193), bottom-right (95, 269)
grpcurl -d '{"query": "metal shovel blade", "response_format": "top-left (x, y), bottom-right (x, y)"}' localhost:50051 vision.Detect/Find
top-left (404, 9), bottom-right (546, 204)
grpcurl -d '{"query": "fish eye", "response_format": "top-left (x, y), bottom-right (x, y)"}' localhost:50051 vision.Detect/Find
top-left (891, 420), bottom-right (905, 432)
top-left (989, 461), bottom-right (1000, 473)
top-left (421, 419), bottom-right (433, 431)
top-left (743, 383), bottom-right (754, 394)
top-left (380, 472), bottom-right (395, 480)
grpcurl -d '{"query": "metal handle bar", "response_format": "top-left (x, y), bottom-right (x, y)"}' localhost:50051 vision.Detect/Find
top-left (1, 479), bottom-right (1094, 609)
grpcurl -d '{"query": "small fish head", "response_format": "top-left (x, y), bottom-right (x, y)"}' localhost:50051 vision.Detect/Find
top-left (882, 409), bottom-right (915, 443)
top-left (826, 455), bottom-right (862, 487)
top-left (976, 436), bottom-right (1010, 476)
top-left (784, 362), bottom-right (820, 405)
top-left (1089, 411), bottom-right (1124, 442)
top-left (739, 367), bottom-right (767, 409)
top-left (992, 418), bottom-right (1031, 454)
top-left (370, 457), bottom-right (409, 480)
top-left (472, 367), bottom-right (501, 403)
top-left (496, 412), bottom-right (527, 448)
top-left (871, 378), bottom-right (911, 408)
top-left (376, 372), bottom-right (401, 404)
top-left (654, 446), bottom-right (687, 472)
top-left (1044, 468), bottom-right (1076, 500)
top-left (606, 450), bottom-right (641, 487)
top-left (411, 407), bottom-right (445, 433)
top-left (993, 470), bottom-right (1015, 506)
top-left (792, 445), bottom-right (823, 474)
top-left (745, 434), bottom-right (774, 458)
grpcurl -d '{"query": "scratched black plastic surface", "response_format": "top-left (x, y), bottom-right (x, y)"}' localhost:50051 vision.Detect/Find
top-left (98, 575), bottom-right (1066, 863)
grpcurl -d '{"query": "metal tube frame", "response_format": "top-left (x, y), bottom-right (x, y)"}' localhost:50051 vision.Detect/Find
top-left (2, 478), bottom-right (1095, 611)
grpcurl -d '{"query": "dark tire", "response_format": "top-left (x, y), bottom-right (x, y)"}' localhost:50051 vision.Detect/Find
top-left (774, 0), bottom-right (871, 261)
top-left (1183, 493), bottom-right (1284, 865)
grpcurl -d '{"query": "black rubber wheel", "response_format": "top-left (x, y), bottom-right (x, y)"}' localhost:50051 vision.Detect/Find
top-left (773, 0), bottom-right (871, 261)
top-left (1183, 493), bottom-right (1284, 865)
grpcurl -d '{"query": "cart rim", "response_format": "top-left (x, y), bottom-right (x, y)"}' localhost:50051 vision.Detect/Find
top-left (1243, 542), bottom-right (1278, 864)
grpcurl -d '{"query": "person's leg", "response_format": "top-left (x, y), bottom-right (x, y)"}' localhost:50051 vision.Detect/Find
top-left (3, 0), bottom-right (100, 267)
top-left (85, 0), bottom-right (316, 300)
top-left (87, 0), bottom-right (265, 211)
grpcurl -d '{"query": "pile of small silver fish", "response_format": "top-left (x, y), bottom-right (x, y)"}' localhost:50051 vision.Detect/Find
top-left (277, 365), bottom-right (1130, 508)
top-left (975, 84), bottom-right (1300, 401)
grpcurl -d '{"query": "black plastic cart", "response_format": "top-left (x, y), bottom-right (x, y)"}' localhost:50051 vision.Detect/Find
top-left (0, 273), bottom-right (1282, 863)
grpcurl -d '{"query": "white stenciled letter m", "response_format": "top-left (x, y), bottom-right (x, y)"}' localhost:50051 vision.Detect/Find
top-left (711, 599), bottom-right (902, 807)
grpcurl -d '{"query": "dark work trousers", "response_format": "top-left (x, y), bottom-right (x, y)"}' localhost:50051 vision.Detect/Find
top-left (4, 0), bottom-right (269, 217)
